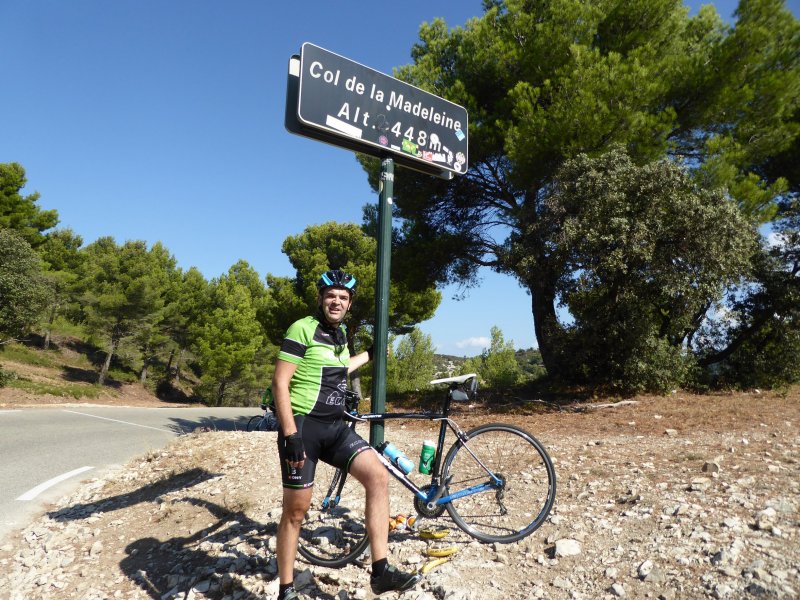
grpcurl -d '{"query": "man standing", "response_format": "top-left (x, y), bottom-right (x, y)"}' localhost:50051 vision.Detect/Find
top-left (273, 269), bottom-right (420, 599)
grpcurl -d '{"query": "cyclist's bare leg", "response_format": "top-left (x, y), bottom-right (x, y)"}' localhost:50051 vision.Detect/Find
top-left (348, 450), bottom-right (390, 561)
top-left (277, 487), bottom-right (313, 584)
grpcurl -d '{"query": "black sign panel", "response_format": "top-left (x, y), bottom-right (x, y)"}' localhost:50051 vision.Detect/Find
top-left (292, 43), bottom-right (468, 177)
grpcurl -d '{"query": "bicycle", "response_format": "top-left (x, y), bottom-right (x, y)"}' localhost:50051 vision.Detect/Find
top-left (246, 397), bottom-right (279, 432)
top-left (298, 373), bottom-right (557, 568)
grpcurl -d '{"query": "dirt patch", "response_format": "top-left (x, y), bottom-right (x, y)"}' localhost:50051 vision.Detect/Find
top-left (0, 382), bottom-right (191, 408)
top-left (0, 357), bottom-right (194, 409)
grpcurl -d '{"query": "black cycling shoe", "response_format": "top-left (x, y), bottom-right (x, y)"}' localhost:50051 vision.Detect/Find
top-left (370, 565), bottom-right (421, 595)
top-left (279, 586), bottom-right (299, 600)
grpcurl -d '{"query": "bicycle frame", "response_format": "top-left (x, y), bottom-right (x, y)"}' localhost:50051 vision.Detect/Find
top-left (300, 375), bottom-right (555, 566)
top-left (340, 382), bottom-right (504, 513)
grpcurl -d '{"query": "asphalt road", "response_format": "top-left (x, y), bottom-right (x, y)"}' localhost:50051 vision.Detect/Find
top-left (0, 406), bottom-right (255, 544)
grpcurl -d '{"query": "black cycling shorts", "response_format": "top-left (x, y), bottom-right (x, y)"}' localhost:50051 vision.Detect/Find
top-left (277, 415), bottom-right (370, 489)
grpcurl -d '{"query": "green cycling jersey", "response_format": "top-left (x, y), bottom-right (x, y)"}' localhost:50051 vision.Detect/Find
top-left (277, 315), bottom-right (350, 420)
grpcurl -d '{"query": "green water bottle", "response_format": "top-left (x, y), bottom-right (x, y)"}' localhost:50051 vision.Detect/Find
top-left (419, 440), bottom-right (436, 474)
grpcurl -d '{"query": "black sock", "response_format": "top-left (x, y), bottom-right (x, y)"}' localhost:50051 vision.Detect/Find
top-left (279, 583), bottom-right (295, 599)
top-left (372, 558), bottom-right (388, 578)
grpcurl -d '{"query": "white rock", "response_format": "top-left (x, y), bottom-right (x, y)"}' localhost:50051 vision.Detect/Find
top-left (552, 576), bottom-right (572, 589)
top-left (638, 559), bottom-right (654, 579)
top-left (554, 539), bottom-right (582, 557)
top-left (609, 582), bottom-right (626, 596)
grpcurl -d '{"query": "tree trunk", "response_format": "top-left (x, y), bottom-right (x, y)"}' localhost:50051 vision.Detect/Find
top-left (175, 347), bottom-right (186, 382)
top-left (43, 302), bottom-right (58, 350)
top-left (216, 378), bottom-right (227, 407)
top-left (140, 358), bottom-right (149, 384)
top-left (98, 336), bottom-right (119, 386)
top-left (166, 348), bottom-right (175, 378)
top-left (529, 277), bottom-right (564, 379)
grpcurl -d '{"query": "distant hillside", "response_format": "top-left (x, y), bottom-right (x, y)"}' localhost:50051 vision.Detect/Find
top-left (515, 347), bottom-right (546, 378)
top-left (433, 354), bottom-right (468, 378)
top-left (433, 348), bottom-right (544, 379)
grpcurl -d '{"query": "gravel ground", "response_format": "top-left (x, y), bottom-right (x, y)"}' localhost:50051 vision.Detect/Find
top-left (0, 389), bottom-right (798, 599)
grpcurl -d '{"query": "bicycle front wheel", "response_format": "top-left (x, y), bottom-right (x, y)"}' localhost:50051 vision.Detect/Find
top-left (246, 415), bottom-right (263, 432)
top-left (443, 423), bottom-right (556, 543)
top-left (297, 460), bottom-right (370, 568)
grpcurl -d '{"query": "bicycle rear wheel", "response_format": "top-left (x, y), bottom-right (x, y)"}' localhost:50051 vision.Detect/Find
top-left (297, 460), bottom-right (370, 568)
top-left (443, 423), bottom-right (556, 543)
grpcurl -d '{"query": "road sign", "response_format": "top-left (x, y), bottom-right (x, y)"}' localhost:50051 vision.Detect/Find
top-left (287, 43), bottom-right (468, 179)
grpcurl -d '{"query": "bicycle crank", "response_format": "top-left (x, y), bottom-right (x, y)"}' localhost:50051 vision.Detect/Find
top-left (413, 484), bottom-right (447, 518)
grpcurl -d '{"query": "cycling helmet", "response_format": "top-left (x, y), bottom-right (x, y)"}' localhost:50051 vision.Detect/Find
top-left (316, 269), bottom-right (356, 295)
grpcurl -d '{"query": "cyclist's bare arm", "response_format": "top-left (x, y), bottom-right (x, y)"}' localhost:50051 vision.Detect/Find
top-left (272, 359), bottom-right (299, 437)
top-left (348, 349), bottom-right (371, 373)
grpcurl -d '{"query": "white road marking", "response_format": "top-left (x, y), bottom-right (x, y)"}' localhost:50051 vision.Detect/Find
top-left (16, 466), bottom-right (94, 501)
top-left (62, 410), bottom-right (174, 433)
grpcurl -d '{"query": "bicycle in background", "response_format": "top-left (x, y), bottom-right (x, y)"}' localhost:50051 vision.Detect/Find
top-left (246, 390), bottom-right (279, 432)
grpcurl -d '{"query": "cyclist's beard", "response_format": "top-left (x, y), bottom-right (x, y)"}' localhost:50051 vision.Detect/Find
top-left (316, 307), bottom-right (347, 355)
top-left (316, 308), bottom-right (346, 339)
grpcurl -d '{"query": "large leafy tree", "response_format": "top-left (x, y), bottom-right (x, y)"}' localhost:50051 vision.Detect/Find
top-left (160, 267), bottom-right (210, 382)
top-left (543, 148), bottom-right (757, 391)
top-left (191, 265), bottom-right (264, 406)
top-left (0, 163), bottom-right (58, 248)
top-left (386, 327), bottom-right (437, 393)
top-left (37, 228), bottom-right (84, 350)
top-left (264, 222), bottom-right (441, 392)
top-left (264, 222), bottom-right (442, 393)
top-left (362, 0), bottom-right (799, 383)
top-left (0, 229), bottom-right (48, 344)
top-left (696, 197), bottom-right (800, 388)
top-left (462, 326), bottom-right (525, 388)
top-left (79, 238), bottom-right (176, 385)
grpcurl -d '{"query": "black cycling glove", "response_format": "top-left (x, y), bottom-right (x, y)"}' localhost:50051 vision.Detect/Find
top-left (284, 432), bottom-right (305, 463)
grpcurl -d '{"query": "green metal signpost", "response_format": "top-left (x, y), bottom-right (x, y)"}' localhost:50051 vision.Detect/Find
top-left (285, 43), bottom-right (468, 445)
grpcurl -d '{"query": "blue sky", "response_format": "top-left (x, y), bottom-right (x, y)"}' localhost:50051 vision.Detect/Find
top-left (0, 1), bottom-right (792, 356)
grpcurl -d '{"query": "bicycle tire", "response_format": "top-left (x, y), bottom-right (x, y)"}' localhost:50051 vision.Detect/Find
top-left (442, 423), bottom-right (556, 543)
top-left (246, 415), bottom-right (263, 432)
top-left (297, 461), bottom-right (370, 568)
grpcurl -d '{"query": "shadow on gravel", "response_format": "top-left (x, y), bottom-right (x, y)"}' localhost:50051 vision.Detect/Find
top-left (118, 496), bottom-right (286, 600)
top-left (43, 468), bottom-right (322, 599)
top-left (46, 468), bottom-right (219, 523)
top-left (165, 414), bottom-right (255, 435)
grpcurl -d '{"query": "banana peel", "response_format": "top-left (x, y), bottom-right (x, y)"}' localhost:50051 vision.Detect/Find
top-left (420, 557), bottom-right (450, 574)
top-left (426, 545), bottom-right (460, 558)
top-left (418, 527), bottom-right (450, 539)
